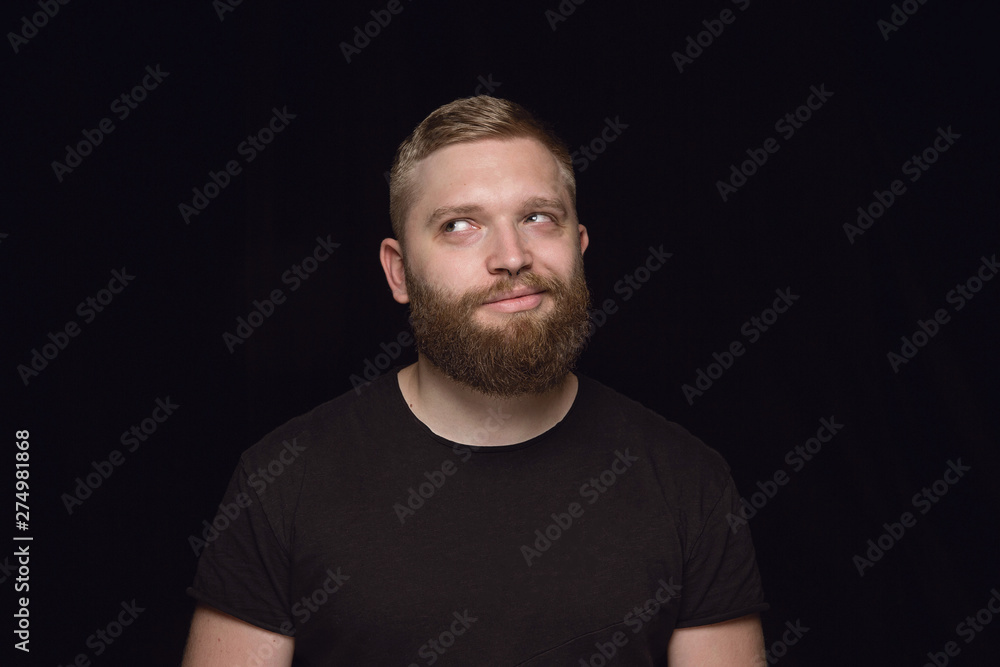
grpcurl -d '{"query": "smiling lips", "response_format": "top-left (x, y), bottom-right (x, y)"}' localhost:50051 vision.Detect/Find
top-left (482, 288), bottom-right (545, 313)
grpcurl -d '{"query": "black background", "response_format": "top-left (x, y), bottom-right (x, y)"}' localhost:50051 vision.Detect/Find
top-left (4, 0), bottom-right (999, 665)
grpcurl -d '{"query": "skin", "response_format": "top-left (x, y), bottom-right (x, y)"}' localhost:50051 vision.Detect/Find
top-left (182, 135), bottom-right (765, 666)
top-left (667, 613), bottom-right (767, 666)
top-left (181, 604), bottom-right (294, 666)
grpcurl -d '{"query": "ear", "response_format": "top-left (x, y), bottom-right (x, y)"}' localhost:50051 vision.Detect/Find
top-left (380, 237), bottom-right (410, 304)
top-left (578, 223), bottom-right (589, 256)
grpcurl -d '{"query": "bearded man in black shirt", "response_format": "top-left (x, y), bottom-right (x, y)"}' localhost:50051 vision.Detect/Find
top-left (182, 96), bottom-right (768, 666)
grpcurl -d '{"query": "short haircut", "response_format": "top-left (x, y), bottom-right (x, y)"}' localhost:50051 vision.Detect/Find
top-left (388, 96), bottom-right (576, 246)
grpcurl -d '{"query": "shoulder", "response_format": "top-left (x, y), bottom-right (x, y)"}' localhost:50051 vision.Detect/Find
top-left (575, 374), bottom-right (727, 465)
top-left (574, 374), bottom-right (732, 488)
top-left (236, 369), bottom-right (401, 480)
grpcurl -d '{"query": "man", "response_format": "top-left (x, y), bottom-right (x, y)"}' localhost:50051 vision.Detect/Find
top-left (183, 96), bottom-right (768, 665)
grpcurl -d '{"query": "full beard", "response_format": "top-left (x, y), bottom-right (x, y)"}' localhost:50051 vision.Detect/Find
top-left (405, 259), bottom-right (591, 399)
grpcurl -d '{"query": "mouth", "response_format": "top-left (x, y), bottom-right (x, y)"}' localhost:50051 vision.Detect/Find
top-left (483, 288), bottom-right (545, 305)
top-left (481, 288), bottom-right (546, 313)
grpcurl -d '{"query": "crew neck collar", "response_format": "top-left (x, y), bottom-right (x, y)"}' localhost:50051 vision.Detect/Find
top-left (386, 366), bottom-right (586, 454)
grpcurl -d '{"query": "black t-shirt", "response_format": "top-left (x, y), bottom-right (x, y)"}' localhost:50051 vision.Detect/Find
top-left (187, 369), bottom-right (767, 665)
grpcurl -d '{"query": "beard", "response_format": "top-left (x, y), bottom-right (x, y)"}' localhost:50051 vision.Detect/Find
top-left (404, 258), bottom-right (591, 399)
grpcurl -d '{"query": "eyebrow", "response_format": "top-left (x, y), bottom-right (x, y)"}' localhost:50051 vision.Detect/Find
top-left (424, 197), bottom-right (568, 229)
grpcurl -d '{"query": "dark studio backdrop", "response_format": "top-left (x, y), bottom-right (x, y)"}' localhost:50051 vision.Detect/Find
top-left (4, 0), bottom-right (999, 664)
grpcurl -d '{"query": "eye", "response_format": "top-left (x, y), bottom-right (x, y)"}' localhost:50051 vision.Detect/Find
top-left (443, 219), bottom-right (474, 233)
top-left (526, 212), bottom-right (556, 224)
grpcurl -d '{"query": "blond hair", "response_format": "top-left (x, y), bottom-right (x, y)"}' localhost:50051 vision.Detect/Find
top-left (388, 96), bottom-right (576, 245)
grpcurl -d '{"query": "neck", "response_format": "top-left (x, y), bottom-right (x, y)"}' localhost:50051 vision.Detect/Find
top-left (396, 354), bottom-right (579, 446)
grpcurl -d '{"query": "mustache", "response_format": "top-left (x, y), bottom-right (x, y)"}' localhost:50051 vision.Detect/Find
top-left (460, 272), bottom-right (564, 307)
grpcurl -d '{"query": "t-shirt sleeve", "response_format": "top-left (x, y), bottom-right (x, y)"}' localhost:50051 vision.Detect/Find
top-left (186, 456), bottom-right (295, 636)
top-left (675, 474), bottom-right (769, 628)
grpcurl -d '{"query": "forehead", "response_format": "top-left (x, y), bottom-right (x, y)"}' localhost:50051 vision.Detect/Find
top-left (406, 137), bottom-right (569, 226)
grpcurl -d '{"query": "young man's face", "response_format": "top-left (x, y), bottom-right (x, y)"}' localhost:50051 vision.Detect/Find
top-left (389, 136), bottom-right (592, 398)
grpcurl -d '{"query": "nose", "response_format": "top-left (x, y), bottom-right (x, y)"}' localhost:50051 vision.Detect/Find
top-left (487, 222), bottom-right (532, 277)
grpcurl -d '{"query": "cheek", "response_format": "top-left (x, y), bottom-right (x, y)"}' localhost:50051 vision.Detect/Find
top-left (536, 243), bottom-right (582, 274)
top-left (415, 263), bottom-right (477, 299)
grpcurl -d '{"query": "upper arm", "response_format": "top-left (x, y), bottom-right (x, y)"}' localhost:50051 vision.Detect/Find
top-left (666, 613), bottom-right (765, 666)
top-left (181, 603), bottom-right (295, 667)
